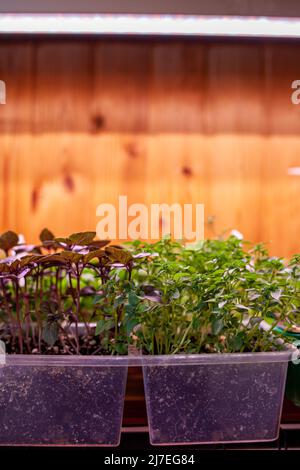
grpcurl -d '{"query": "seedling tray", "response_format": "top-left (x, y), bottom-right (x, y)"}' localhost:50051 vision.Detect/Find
top-left (0, 355), bottom-right (128, 446)
top-left (142, 351), bottom-right (292, 445)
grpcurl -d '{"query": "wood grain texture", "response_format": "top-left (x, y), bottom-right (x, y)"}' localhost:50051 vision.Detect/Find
top-left (0, 38), bottom-right (300, 257)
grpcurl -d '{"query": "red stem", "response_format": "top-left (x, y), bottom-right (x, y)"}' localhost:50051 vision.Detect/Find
top-left (15, 281), bottom-right (23, 354)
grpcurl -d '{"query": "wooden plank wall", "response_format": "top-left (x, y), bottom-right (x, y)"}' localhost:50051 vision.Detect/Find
top-left (0, 38), bottom-right (300, 257)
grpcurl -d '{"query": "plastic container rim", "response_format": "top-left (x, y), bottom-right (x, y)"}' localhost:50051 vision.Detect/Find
top-left (0, 349), bottom-right (293, 367)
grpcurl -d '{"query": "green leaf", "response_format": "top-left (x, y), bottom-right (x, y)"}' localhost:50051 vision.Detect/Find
top-left (128, 292), bottom-right (139, 307)
top-left (211, 318), bottom-right (224, 335)
top-left (125, 318), bottom-right (139, 336)
top-left (125, 304), bottom-right (134, 315)
top-left (95, 319), bottom-right (106, 335)
top-left (228, 332), bottom-right (244, 351)
top-left (113, 295), bottom-right (126, 308)
top-left (42, 322), bottom-right (59, 346)
top-left (117, 268), bottom-right (128, 280)
top-left (93, 294), bottom-right (104, 305)
top-left (95, 319), bottom-right (114, 335)
top-left (173, 273), bottom-right (189, 282)
top-left (40, 300), bottom-right (59, 317)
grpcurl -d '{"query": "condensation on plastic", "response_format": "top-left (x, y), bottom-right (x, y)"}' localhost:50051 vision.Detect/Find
top-left (0, 355), bottom-right (130, 446)
top-left (142, 351), bottom-right (292, 446)
top-left (0, 351), bottom-right (293, 446)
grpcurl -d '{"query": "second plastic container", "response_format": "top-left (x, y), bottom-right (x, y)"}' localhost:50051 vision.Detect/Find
top-left (142, 351), bottom-right (291, 445)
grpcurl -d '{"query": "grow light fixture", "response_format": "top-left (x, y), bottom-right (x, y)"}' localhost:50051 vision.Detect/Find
top-left (0, 14), bottom-right (300, 38)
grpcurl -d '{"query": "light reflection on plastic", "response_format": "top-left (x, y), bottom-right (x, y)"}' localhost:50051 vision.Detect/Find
top-left (0, 14), bottom-right (299, 37)
top-left (0, 340), bottom-right (5, 365)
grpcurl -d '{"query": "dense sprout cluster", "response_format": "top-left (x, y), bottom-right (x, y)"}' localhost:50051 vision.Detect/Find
top-left (0, 230), bottom-right (298, 355)
top-left (126, 237), bottom-right (299, 354)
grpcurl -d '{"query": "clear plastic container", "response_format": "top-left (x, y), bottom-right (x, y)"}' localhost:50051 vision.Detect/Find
top-left (0, 351), bottom-right (292, 446)
top-left (142, 351), bottom-right (292, 445)
top-left (0, 355), bottom-right (128, 446)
